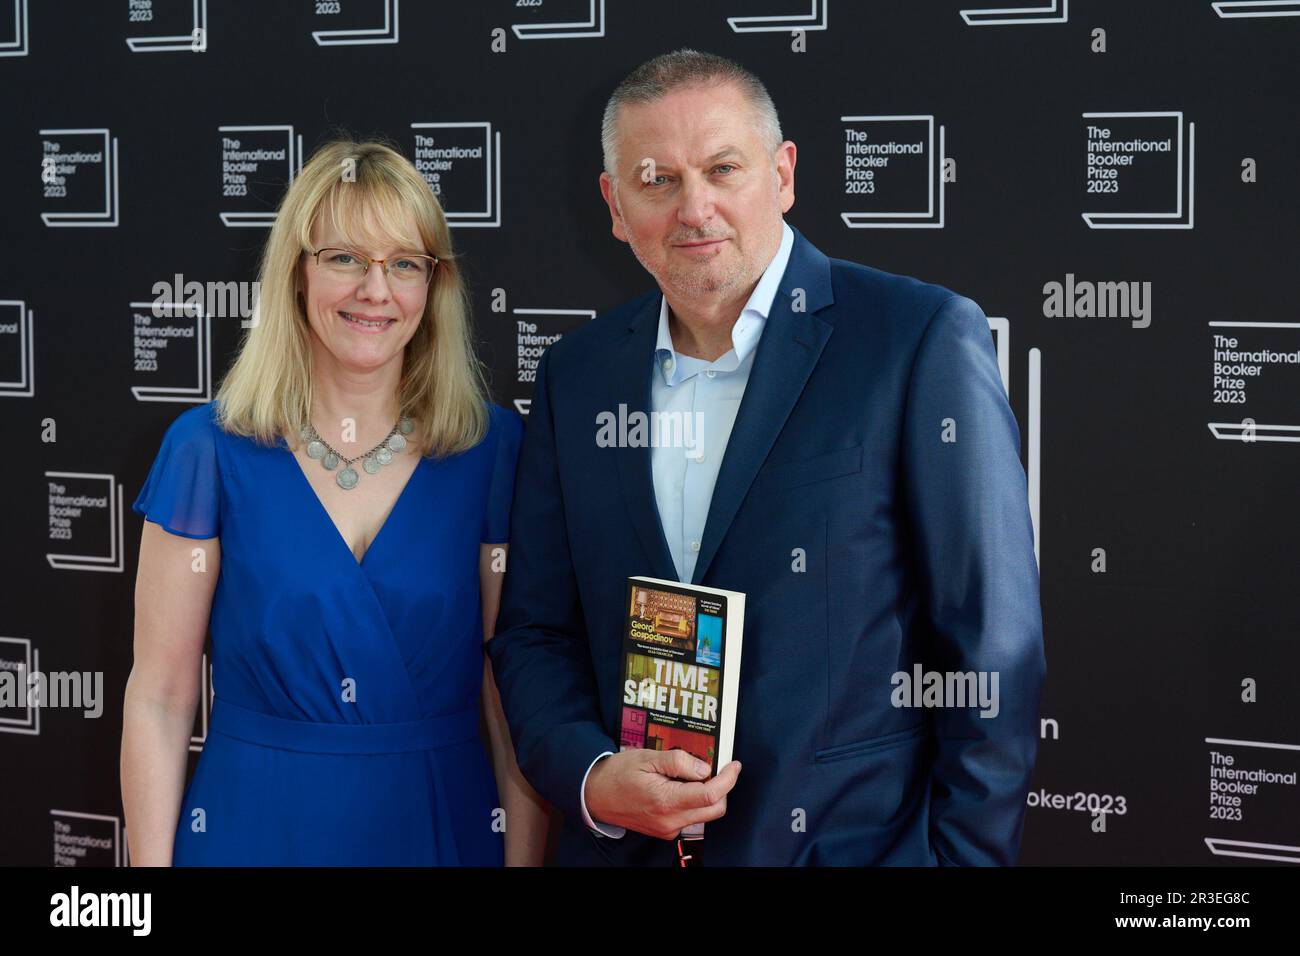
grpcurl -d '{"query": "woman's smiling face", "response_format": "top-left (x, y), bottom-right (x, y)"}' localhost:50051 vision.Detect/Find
top-left (299, 208), bottom-right (432, 374)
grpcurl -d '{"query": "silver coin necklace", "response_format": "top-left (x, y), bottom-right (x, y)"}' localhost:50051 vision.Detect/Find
top-left (298, 415), bottom-right (415, 490)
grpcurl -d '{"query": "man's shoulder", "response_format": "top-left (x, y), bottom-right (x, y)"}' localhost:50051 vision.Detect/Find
top-left (824, 255), bottom-right (966, 322)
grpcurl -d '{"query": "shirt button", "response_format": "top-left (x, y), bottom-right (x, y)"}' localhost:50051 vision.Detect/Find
top-left (690, 450), bottom-right (705, 463)
top-left (689, 540), bottom-right (701, 552)
top-left (662, 359), bottom-right (673, 372)
top-left (705, 369), bottom-right (716, 379)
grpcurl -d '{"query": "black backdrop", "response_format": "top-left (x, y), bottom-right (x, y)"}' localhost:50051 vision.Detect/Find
top-left (1, 0), bottom-right (1297, 867)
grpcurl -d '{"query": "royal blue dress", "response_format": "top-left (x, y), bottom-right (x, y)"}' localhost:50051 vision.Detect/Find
top-left (131, 399), bottom-right (523, 866)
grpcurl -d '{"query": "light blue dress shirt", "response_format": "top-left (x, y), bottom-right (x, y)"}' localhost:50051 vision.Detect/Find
top-left (650, 220), bottom-right (795, 584)
top-left (580, 220), bottom-right (796, 838)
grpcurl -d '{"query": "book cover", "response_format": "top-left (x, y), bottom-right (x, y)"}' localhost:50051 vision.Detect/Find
top-left (619, 576), bottom-right (746, 836)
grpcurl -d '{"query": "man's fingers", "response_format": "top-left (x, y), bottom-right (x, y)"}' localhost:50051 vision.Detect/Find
top-left (663, 794), bottom-right (730, 836)
top-left (692, 795), bottom-right (730, 826)
top-left (666, 760), bottom-right (742, 810)
top-left (631, 755), bottom-right (743, 837)
top-left (653, 749), bottom-right (712, 781)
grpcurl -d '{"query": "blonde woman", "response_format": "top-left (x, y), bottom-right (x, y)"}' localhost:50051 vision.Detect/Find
top-left (121, 139), bottom-right (548, 865)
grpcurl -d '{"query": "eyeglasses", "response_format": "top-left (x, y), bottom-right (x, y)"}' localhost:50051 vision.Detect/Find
top-left (310, 248), bottom-right (439, 286)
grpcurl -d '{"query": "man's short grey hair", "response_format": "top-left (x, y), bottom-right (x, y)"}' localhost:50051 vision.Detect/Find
top-left (601, 48), bottom-right (783, 177)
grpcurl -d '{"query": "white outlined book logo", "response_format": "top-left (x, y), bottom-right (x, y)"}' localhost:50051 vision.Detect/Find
top-left (40, 129), bottom-right (119, 228)
top-left (987, 317), bottom-right (1011, 400)
top-left (1082, 112), bottom-right (1195, 230)
top-left (313, 0), bottom-right (399, 45)
top-left (512, 0), bottom-right (605, 39)
top-left (513, 307), bottom-right (595, 387)
top-left (130, 300), bottom-right (212, 404)
top-left (411, 122), bottom-right (501, 228)
top-left (1205, 838), bottom-right (1300, 863)
top-left (0, 300), bottom-right (35, 398)
top-left (985, 317), bottom-right (1043, 566)
top-left (727, 0), bottom-right (828, 32)
top-left (0, 0), bottom-right (28, 56)
top-left (1206, 319), bottom-right (1300, 444)
top-left (840, 115), bottom-right (945, 229)
top-left (50, 811), bottom-right (126, 867)
top-left (960, 0), bottom-right (1067, 25)
top-left (1213, 1), bottom-right (1300, 17)
top-left (1204, 736), bottom-right (1300, 863)
top-left (1207, 424), bottom-right (1300, 443)
top-left (125, 0), bottom-right (207, 52)
top-left (218, 125), bottom-right (303, 228)
top-left (0, 637), bottom-right (39, 735)
top-left (46, 473), bottom-right (125, 573)
top-left (190, 652), bottom-right (214, 752)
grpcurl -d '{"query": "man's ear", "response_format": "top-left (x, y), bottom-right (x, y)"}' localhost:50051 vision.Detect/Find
top-left (776, 141), bottom-right (797, 214)
top-left (599, 171), bottom-right (628, 244)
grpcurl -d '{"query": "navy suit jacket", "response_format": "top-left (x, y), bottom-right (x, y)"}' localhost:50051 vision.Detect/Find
top-left (487, 226), bottom-right (1045, 866)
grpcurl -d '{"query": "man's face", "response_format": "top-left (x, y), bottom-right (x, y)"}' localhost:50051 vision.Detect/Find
top-left (599, 82), bottom-right (795, 303)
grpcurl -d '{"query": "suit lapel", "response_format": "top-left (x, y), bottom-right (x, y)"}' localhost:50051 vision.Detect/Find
top-left (608, 293), bottom-right (679, 582)
top-left (690, 227), bottom-right (836, 586)
top-left (604, 228), bottom-right (838, 587)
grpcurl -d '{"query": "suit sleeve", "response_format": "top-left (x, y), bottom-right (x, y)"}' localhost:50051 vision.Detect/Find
top-left (901, 294), bottom-right (1046, 866)
top-left (486, 345), bottom-right (620, 827)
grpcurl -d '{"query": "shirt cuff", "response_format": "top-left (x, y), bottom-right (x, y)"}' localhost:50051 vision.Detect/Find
top-left (580, 751), bottom-right (626, 838)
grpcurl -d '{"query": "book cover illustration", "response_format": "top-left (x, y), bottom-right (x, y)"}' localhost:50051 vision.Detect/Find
top-left (619, 578), bottom-right (734, 775)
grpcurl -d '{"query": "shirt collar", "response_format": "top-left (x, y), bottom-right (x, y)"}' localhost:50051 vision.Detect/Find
top-left (654, 220), bottom-right (795, 386)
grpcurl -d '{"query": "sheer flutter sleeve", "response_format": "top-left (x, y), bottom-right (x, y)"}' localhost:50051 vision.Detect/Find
top-left (131, 403), bottom-right (222, 540)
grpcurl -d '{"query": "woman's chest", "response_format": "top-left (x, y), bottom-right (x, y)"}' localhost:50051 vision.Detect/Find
top-left (287, 446), bottom-right (424, 563)
top-left (216, 439), bottom-right (492, 589)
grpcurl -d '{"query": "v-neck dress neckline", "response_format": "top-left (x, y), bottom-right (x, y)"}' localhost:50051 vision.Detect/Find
top-left (277, 433), bottom-right (425, 569)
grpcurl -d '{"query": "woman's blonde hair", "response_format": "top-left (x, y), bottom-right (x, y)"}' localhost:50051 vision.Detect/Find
top-left (214, 136), bottom-right (490, 458)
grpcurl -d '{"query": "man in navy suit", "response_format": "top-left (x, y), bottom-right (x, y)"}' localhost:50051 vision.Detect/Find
top-left (487, 49), bottom-right (1045, 865)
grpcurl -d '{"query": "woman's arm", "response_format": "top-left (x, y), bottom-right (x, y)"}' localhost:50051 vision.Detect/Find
top-left (480, 543), bottom-right (551, 866)
top-left (121, 522), bottom-right (220, 866)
